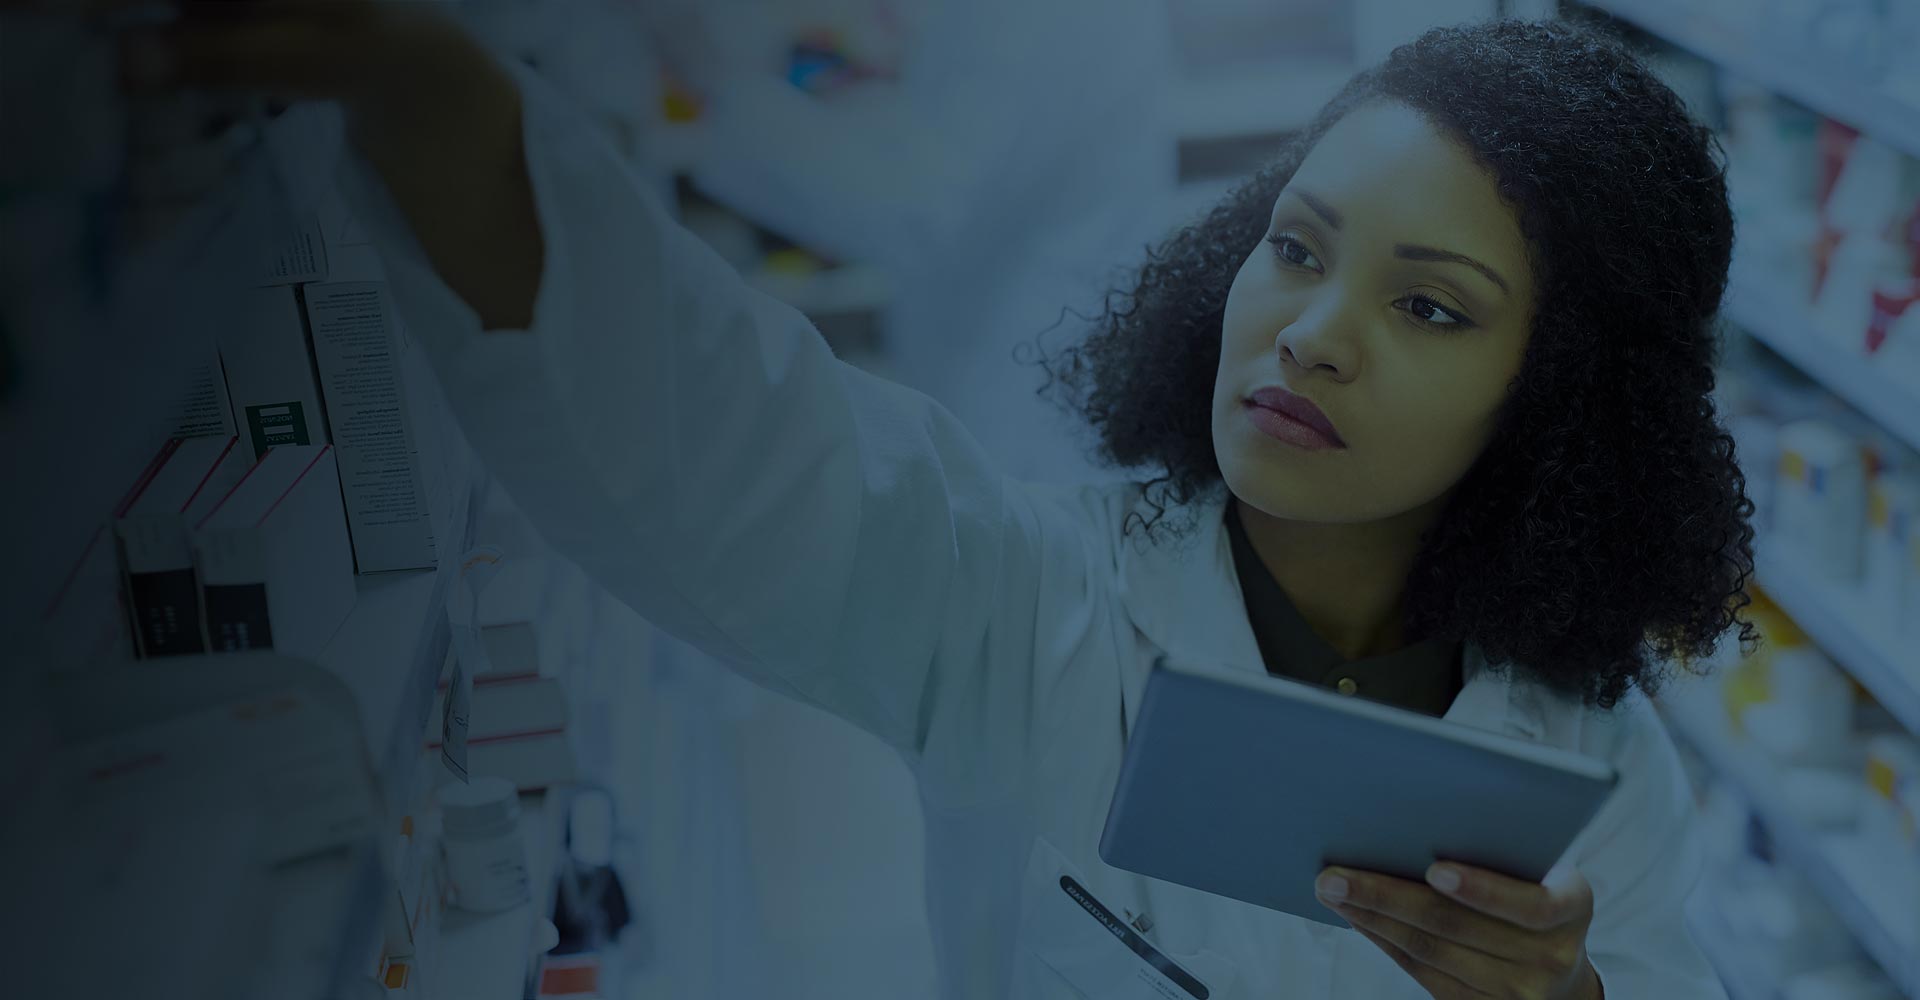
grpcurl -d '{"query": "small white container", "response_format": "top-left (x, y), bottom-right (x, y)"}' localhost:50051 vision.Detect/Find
top-left (439, 776), bottom-right (530, 914)
top-left (1743, 645), bottom-right (1854, 768)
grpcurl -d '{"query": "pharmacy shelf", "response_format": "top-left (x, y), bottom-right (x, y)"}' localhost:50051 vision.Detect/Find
top-left (1659, 692), bottom-right (1920, 997)
top-left (1686, 896), bottom-right (1780, 1000)
top-left (1725, 273), bottom-right (1920, 454)
top-left (432, 791), bottom-right (567, 1000)
top-left (1160, 62), bottom-right (1353, 142)
top-left (1752, 537), bottom-right (1920, 738)
top-left (323, 471), bottom-right (485, 819)
top-left (1586, 0), bottom-right (1920, 162)
top-left (311, 471), bottom-right (486, 997)
top-left (748, 263), bottom-right (892, 318)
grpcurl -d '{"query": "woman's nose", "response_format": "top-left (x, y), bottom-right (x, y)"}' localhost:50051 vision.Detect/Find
top-left (1275, 297), bottom-right (1362, 380)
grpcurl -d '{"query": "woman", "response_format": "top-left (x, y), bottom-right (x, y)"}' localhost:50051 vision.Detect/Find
top-left (123, 8), bottom-right (1753, 998)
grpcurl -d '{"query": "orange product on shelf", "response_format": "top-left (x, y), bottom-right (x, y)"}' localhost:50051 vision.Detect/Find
top-left (536, 953), bottom-right (601, 998)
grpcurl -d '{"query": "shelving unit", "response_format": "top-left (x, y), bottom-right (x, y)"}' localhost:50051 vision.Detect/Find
top-left (1726, 272), bottom-right (1920, 454)
top-left (1659, 690), bottom-right (1920, 997)
top-left (1564, 9), bottom-right (1920, 995)
top-left (311, 474), bottom-right (487, 997)
top-left (1751, 539), bottom-right (1920, 736)
top-left (1157, 62), bottom-right (1356, 239)
top-left (1159, 62), bottom-right (1352, 145)
top-left (746, 263), bottom-right (893, 320)
top-left (644, 109), bottom-right (899, 372)
top-left (323, 472), bottom-right (483, 820)
top-left (1585, 0), bottom-right (1920, 161)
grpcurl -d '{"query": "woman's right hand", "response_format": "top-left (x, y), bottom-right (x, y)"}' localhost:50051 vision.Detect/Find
top-left (116, 1), bottom-right (492, 156)
top-left (117, 0), bottom-right (544, 328)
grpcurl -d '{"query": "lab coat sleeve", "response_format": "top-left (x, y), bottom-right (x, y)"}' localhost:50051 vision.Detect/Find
top-left (340, 61), bottom-right (1089, 793)
top-left (1574, 695), bottom-right (1729, 1000)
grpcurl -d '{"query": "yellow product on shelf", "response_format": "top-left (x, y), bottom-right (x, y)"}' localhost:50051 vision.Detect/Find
top-left (1750, 584), bottom-right (1810, 646)
top-left (1722, 588), bottom-right (1805, 735)
top-left (661, 73), bottom-right (704, 123)
top-left (1861, 734), bottom-right (1920, 906)
top-left (763, 247), bottom-right (827, 275)
top-left (1720, 657), bottom-right (1768, 736)
top-left (1721, 585), bottom-right (1859, 767)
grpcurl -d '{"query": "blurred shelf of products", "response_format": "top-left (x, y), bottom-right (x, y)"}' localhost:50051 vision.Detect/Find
top-left (1589, 0), bottom-right (1920, 160)
top-left (1663, 607), bottom-right (1917, 999)
top-left (673, 178), bottom-right (896, 375)
top-left (632, 13), bottom-right (904, 382)
top-left (1160, 1), bottom-right (1356, 227)
top-left (1571, 1), bottom-right (1920, 998)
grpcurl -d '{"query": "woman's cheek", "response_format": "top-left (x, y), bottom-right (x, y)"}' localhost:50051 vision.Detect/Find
top-left (1360, 377), bottom-right (1499, 503)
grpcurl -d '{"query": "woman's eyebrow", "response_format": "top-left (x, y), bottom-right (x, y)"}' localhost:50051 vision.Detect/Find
top-left (1288, 189), bottom-right (1344, 230)
top-left (1393, 244), bottom-right (1511, 297)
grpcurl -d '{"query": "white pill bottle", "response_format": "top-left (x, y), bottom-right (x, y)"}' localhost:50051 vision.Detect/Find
top-left (440, 776), bottom-right (531, 914)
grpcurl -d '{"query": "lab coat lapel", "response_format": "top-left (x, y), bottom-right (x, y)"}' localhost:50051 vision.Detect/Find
top-left (1111, 489), bottom-right (1265, 740)
top-left (1110, 488), bottom-right (1550, 745)
top-left (1446, 645), bottom-right (1549, 743)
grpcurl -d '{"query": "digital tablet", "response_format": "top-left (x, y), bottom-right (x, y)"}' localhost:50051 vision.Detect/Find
top-left (1097, 654), bottom-right (1618, 927)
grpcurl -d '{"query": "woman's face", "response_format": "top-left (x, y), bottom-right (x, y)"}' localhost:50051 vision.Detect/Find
top-left (1212, 102), bottom-right (1538, 526)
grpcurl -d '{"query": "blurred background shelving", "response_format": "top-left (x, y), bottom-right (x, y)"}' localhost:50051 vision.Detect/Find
top-left (1727, 273), bottom-right (1920, 454)
top-left (8, 0), bottom-right (1920, 997)
top-left (1591, 0), bottom-right (1920, 161)
top-left (1662, 685), bottom-right (1919, 997)
top-left (1572, 1), bottom-right (1920, 996)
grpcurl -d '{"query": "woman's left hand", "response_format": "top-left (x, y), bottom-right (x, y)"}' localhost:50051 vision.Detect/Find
top-left (1316, 862), bottom-right (1603, 1000)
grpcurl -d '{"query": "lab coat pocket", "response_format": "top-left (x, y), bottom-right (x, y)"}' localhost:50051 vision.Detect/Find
top-left (1011, 835), bottom-right (1238, 1000)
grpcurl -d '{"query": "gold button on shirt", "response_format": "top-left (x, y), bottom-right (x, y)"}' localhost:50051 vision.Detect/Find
top-left (1225, 502), bottom-right (1464, 717)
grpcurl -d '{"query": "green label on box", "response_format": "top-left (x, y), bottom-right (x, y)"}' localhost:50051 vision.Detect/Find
top-left (245, 401), bottom-right (310, 458)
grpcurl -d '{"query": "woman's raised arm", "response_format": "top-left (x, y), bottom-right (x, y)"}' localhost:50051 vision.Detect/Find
top-left (131, 4), bottom-right (1104, 790)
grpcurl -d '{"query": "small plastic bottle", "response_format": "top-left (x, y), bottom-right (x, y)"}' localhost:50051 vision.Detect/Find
top-left (440, 776), bottom-right (531, 913)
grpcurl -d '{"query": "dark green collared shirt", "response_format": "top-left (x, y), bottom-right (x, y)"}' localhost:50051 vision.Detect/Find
top-left (1225, 503), bottom-right (1464, 717)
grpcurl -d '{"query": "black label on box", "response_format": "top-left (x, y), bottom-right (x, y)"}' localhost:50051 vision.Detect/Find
top-left (127, 568), bottom-right (206, 658)
top-left (203, 582), bottom-right (274, 651)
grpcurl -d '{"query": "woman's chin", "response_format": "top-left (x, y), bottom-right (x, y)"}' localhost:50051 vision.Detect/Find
top-left (1222, 463), bottom-right (1354, 525)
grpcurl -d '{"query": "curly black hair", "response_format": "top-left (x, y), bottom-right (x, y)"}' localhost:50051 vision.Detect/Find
top-left (1033, 18), bottom-right (1756, 709)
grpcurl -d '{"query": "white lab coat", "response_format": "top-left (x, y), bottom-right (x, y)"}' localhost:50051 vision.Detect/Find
top-left (342, 63), bottom-right (1729, 1000)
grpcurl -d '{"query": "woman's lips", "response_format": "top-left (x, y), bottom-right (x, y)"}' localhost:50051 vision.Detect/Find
top-left (1245, 387), bottom-right (1345, 450)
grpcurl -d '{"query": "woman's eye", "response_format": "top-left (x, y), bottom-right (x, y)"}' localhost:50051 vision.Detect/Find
top-left (1266, 233), bottom-right (1321, 271)
top-left (1400, 295), bottom-right (1472, 330)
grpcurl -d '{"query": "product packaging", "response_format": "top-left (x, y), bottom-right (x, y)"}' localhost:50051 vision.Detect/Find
top-left (1864, 472), bottom-right (1918, 634)
top-left (1776, 420), bottom-right (1869, 583)
top-left (439, 775), bottom-right (530, 914)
